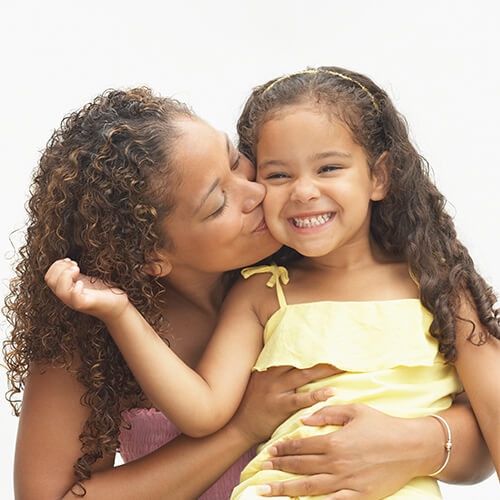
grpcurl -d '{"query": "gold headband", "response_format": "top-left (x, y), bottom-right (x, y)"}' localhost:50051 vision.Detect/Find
top-left (262, 69), bottom-right (379, 112)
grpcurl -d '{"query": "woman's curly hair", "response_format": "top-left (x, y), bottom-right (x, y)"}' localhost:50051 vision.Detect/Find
top-left (3, 87), bottom-right (193, 489)
top-left (238, 66), bottom-right (499, 361)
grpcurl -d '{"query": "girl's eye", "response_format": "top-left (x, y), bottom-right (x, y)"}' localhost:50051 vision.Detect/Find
top-left (210, 194), bottom-right (228, 218)
top-left (319, 165), bottom-right (341, 173)
top-left (266, 172), bottom-right (289, 180)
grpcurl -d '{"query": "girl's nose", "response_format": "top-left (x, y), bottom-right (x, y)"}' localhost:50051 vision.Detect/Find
top-left (241, 179), bottom-right (266, 213)
top-left (290, 177), bottom-right (320, 203)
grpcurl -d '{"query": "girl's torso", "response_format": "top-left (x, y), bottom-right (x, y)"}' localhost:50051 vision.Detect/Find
top-left (231, 264), bottom-right (461, 500)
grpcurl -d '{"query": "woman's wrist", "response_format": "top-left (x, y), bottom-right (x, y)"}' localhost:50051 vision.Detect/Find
top-left (223, 418), bottom-right (258, 453)
top-left (407, 415), bottom-right (451, 478)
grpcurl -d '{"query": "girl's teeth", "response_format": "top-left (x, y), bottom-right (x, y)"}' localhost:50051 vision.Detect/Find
top-left (292, 212), bottom-right (333, 228)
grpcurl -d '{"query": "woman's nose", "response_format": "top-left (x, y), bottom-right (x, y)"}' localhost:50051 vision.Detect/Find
top-left (290, 177), bottom-right (320, 203)
top-left (241, 179), bottom-right (266, 213)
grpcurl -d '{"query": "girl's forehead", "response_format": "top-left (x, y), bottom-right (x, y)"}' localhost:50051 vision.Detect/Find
top-left (258, 102), bottom-right (345, 133)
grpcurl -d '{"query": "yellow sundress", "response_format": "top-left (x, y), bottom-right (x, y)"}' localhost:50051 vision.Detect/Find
top-left (230, 264), bottom-right (461, 500)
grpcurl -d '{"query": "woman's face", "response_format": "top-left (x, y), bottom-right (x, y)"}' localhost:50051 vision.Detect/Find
top-left (159, 117), bottom-right (280, 274)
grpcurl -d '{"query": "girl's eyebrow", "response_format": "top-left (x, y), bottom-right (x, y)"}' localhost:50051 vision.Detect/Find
top-left (258, 150), bottom-right (351, 170)
top-left (311, 150), bottom-right (351, 160)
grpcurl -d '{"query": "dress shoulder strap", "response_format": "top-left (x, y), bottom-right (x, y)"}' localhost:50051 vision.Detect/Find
top-left (241, 264), bottom-right (289, 308)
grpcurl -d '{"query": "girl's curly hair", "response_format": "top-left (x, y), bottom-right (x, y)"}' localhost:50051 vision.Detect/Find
top-left (3, 87), bottom-right (194, 489)
top-left (238, 66), bottom-right (499, 361)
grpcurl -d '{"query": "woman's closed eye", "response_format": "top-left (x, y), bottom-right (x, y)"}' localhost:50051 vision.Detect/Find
top-left (209, 193), bottom-right (228, 218)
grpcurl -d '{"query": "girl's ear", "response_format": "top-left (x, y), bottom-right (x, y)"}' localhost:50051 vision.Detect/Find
top-left (370, 151), bottom-right (391, 201)
top-left (143, 252), bottom-right (173, 277)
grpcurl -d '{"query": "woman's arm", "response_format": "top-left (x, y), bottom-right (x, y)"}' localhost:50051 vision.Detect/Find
top-left (256, 398), bottom-right (493, 499)
top-left (454, 296), bottom-right (500, 476)
top-left (16, 361), bottom-right (338, 500)
top-left (45, 259), bottom-right (264, 437)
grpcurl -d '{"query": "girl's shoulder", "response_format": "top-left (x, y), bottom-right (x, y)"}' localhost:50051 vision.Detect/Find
top-left (227, 264), bottom-right (287, 323)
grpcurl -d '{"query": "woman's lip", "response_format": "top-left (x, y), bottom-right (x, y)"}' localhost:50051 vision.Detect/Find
top-left (253, 218), bottom-right (268, 232)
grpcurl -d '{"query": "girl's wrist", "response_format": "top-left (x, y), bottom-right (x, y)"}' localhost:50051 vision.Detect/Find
top-left (99, 297), bottom-right (133, 326)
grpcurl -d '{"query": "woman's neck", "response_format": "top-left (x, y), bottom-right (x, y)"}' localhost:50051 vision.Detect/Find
top-left (162, 267), bottom-right (228, 317)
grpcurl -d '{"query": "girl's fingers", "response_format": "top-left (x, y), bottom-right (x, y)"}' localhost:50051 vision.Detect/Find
top-left (44, 259), bottom-right (69, 287)
top-left (45, 259), bottom-right (78, 288)
top-left (257, 474), bottom-right (340, 497)
top-left (54, 265), bottom-right (79, 298)
top-left (71, 280), bottom-right (91, 310)
top-left (72, 279), bottom-right (84, 296)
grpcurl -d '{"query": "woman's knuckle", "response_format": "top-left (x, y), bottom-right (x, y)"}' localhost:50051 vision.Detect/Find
top-left (271, 481), bottom-right (285, 495)
top-left (290, 393), bottom-right (301, 407)
top-left (302, 478), bottom-right (315, 494)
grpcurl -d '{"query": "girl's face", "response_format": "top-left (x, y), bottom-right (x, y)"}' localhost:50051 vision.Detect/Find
top-left (256, 106), bottom-right (386, 259)
top-left (159, 117), bottom-right (280, 274)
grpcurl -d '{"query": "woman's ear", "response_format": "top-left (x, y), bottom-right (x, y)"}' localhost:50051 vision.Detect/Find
top-left (143, 252), bottom-right (173, 277)
top-left (370, 151), bottom-right (391, 201)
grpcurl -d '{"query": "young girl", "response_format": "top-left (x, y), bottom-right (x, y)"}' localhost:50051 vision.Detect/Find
top-left (46, 68), bottom-right (500, 499)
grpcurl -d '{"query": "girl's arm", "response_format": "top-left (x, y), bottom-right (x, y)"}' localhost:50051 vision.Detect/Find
top-left (45, 259), bottom-right (266, 437)
top-left (454, 296), bottom-right (500, 476)
top-left (17, 361), bottom-right (337, 500)
top-left (257, 396), bottom-right (493, 498)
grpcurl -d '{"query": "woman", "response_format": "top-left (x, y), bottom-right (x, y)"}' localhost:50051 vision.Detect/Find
top-left (5, 88), bottom-right (492, 499)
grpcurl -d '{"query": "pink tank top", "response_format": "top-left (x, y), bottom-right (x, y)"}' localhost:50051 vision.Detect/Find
top-left (119, 408), bottom-right (255, 499)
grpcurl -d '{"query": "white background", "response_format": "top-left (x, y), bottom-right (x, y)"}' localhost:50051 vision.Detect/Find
top-left (0, 1), bottom-right (498, 498)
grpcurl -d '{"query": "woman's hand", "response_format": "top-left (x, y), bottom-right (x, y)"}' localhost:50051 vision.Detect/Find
top-left (45, 258), bottom-right (129, 322)
top-left (257, 404), bottom-right (442, 500)
top-left (230, 365), bottom-right (342, 446)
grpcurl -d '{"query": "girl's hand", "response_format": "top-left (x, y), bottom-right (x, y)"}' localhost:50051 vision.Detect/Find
top-left (257, 403), bottom-right (429, 499)
top-left (44, 258), bottom-right (129, 322)
top-left (230, 364), bottom-right (342, 446)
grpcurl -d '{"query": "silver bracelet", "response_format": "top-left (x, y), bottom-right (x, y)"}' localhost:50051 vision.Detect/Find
top-left (429, 414), bottom-right (453, 477)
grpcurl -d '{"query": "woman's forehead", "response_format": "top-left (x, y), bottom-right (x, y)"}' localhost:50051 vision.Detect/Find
top-left (170, 118), bottom-right (231, 206)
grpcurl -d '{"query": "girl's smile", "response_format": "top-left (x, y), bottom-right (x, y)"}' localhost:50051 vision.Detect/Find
top-left (289, 211), bottom-right (336, 233)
